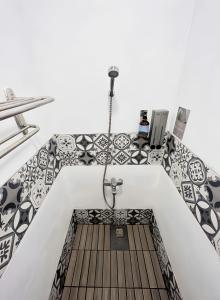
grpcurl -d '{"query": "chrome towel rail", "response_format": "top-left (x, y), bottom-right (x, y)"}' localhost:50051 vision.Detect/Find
top-left (0, 88), bottom-right (54, 159)
top-left (0, 88), bottom-right (54, 121)
top-left (0, 124), bottom-right (40, 159)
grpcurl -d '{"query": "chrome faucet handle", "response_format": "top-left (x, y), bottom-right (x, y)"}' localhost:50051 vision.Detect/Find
top-left (111, 177), bottom-right (117, 187)
top-left (117, 178), bottom-right (123, 186)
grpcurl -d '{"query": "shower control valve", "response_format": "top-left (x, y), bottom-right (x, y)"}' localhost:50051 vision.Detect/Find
top-left (104, 178), bottom-right (123, 195)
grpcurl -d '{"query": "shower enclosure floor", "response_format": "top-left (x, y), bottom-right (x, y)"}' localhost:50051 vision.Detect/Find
top-left (61, 225), bottom-right (169, 300)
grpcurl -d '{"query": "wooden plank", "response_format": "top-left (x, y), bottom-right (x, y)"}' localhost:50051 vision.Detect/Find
top-left (142, 289), bottom-right (152, 300)
top-left (72, 225), bottom-right (83, 249)
top-left (111, 288), bottom-right (119, 300)
top-left (80, 250), bottom-right (91, 286)
top-left (72, 250), bottom-right (84, 286)
top-left (65, 250), bottom-right (77, 286)
top-left (126, 289), bottom-right (135, 300)
top-left (143, 251), bottom-right (157, 288)
top-left (95, 251), bottom-right (103, 287)
top-left (94, 288), bottom-right (102, 300)
top-left (127, 225), bottom-right (136, 250)
top-left (110, 251), bottom-right (118, 287)
top-left (138, 225), bottom-right (149, 250)
top-left (91, 225), bottom-right (99, 250)
top-left (87, 251), bottom-right (97, 286)
top-left (159, 289), bottom-right (169, 300)
top-left (103, 251), bottom-right (110, 287)
top-left (79, 225), bottom-right (88, 250)
top-left (104, 225), bottom-right (110, 250)
top-left (134, 289), bottom-right (144, 300)
top-left (150, 251), bottom-right (165, 289)
top-left (86, 288), bottom-right (94, 300)
top-left (133, 225), bottom-right (142, 250)
top-left (123, 251), bottom-right (133, 288)
top-left (77, 288), bottom-right (86, 300)
top-left (144, 225), bottom-right (155, 250)
top-left (69, 288), bottom-right (78, 300)
top-left (118, 289), bottom-right (126, 300)
top-left (151, 289), bottom-right (160, 300)
top-left (98, 225), bottom-right (105, 250)
top-left (117, 251), bottom-right (125, 288)
top-left (130, 251), bottom-right (141, 288)
top-left (61, 287), bottom-right (70, 300)
top-left (85, 225), bottom-right (93, 250)
top-left (137, 251), bottom-right (149, 288)
top-left (102, 288), bottom-right (110, 300)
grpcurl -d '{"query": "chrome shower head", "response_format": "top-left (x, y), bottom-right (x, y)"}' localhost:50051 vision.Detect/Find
top-left (108, 66), bottom-right (119, 78)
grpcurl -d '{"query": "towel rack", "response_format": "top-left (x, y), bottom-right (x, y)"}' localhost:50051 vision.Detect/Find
top-left (0, 88), bottom-right (54, 159)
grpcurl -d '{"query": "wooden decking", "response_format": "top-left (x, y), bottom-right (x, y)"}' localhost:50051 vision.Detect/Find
top-left (62, 225), bottom-right (169, 300)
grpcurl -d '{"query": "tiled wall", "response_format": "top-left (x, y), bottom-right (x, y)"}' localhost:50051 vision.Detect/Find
top-left (3, 131), bottom-right (220, 299)
top-left (150, 215), bottom-right (182, 300)
top-left (0, 137), bottom-right (61, 277)
top-left (162, 133), bottom-right (220, 256)
top-left (49, 213), bottom-right (76, 300)
top-left (0, 133), bottom-right (164, 277)
top-left (49, 209), bottom-right (181, 300)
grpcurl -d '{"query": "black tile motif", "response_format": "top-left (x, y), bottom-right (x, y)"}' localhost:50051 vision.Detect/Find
top-left (163, 133), bottom-right (220, 256)
top-left (130, 150), bottom-right (148, 164)
top-left (113, 133), bottom-right (131, 150)
top-left (187, 157), bottom-right (207, 186)
top-left (132, 135), bottom-right (149, 149)
top-left (49, 214), bottom-right (76, 300)
top-left (74, 209), bottom-right (153, 225)
top-left (0, 180), bottom-right (22, 216)
top-left (150, 216), bottom-right (182, 300)
top-left (0, 232), bottom-right (15, 271)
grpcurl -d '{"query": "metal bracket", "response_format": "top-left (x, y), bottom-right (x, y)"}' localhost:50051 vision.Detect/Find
top-left (0, 88), bottom-right (54, 159)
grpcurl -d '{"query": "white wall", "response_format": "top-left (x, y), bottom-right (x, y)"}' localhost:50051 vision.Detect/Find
top-left (170, 0), bottom-right (220, 173)
top-left (1, 165), bottom-right (220, 300)
top-left (0, 0), bottom-right (195, 185)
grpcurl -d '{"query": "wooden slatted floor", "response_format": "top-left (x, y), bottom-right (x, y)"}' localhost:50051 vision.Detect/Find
top-left (62, 225), bottom-right (169, 300)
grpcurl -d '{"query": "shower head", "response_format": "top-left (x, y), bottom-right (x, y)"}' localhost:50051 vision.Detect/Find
top-left (108, 66), bottom-right (119, 78)
top-left (108, 66), bottom-right (119, 97)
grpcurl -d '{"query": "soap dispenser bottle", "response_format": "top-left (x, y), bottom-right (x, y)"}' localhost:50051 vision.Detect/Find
top-left (138, 110), bottom-right (150, 139)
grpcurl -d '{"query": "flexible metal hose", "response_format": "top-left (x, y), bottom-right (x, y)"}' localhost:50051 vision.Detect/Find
top-left (102, 95), bottom-right (115, 210)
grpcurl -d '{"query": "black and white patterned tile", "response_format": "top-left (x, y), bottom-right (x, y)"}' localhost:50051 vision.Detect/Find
top-left (0, 137), bottom-right (63, 277)
top-left (0, 132), bottom-right (166, 277)
top-left (165, 133), bottom-right (220, 256)
top-left (150, 216), bottom-right (182, 300)
top-left (74, 209), bottom-right (153, 225)
top-left (0, 232), bottom-right (15, 272)
top-left (49, 214), bottom-right (76, 300)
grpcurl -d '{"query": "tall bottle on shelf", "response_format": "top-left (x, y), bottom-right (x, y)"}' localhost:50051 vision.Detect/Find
top-left (138, 110), bottom-right (150, 140)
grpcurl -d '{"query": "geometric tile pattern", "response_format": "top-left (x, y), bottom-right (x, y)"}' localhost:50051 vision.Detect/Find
top-left (0, 137), bottom-right (62, 277)
top-left (0, 232), bottom-right (15, 271)
top-left (0, 132), bottom-right (166, 277)
top-left (49, 214), bottom-right (76, 300)
top-left (74, 209), bottom-right (153, 225)
top-left (150, 215), bottom-right (182, 300)
top-left (163, 133), bottom-right (220, 256)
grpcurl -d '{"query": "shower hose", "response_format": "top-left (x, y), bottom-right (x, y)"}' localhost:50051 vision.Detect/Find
top-left (102, 95), bottom-right (116, 210)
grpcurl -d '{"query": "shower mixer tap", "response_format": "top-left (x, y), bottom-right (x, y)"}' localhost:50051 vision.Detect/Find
top-left (104, 178), bottom-right (123, 195)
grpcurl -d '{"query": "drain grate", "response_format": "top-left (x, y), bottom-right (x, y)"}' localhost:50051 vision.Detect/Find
top-left (110, 225), bottom-right (129, 250)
